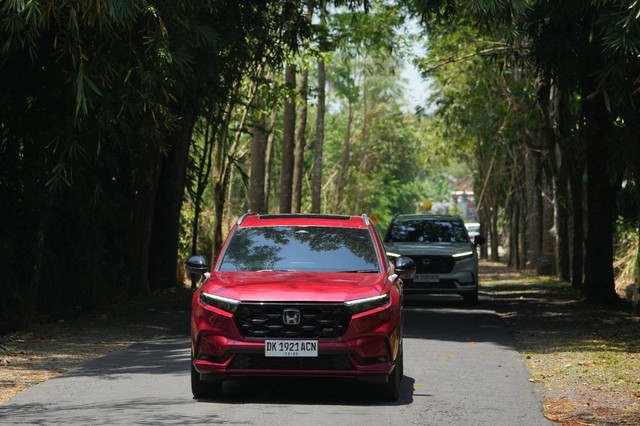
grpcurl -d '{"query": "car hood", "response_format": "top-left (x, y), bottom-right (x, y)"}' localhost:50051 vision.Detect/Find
top-left (201, 271), bottom-right (389, 303)
top-left (385, 241), bottom-right (474, 257)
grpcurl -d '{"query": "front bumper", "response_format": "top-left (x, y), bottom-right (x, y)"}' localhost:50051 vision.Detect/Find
top-left (191, 302), bottom-right (401, 380)
top-left (193, 344), bottom-right (395, 381)
top-left (402, 270), bottom-right (478, 294)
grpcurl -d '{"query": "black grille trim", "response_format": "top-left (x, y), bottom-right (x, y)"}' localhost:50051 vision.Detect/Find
top-left (234, 302), bottom-right (351, 339)
top-left (404, 279), bottom-right (458, 290)
top-left (229, 353), bottom-right (354, 370)
top-left (412, 255), bottom-right (455, 273)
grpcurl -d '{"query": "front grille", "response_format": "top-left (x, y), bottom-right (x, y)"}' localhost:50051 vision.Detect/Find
top-left (234, 303), bottom-right (350, 339)
top-left (406, 280), bottom-right (457, 290)
top-left (412, 255), bottom-right (455, 273)
top-left (229, 353), bottom-right (354, 370)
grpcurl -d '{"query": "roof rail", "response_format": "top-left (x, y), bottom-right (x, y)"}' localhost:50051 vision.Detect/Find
top-left (362, 213), bottom-right (370, 226)
top-left (237, 211), bottom-right (258, 225)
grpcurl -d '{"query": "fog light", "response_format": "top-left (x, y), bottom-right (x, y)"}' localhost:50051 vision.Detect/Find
top-left (359, 355), bottom-right (390, 365)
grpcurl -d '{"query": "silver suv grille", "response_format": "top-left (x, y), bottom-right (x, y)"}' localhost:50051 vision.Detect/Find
top-left (412, 255), bottom-right (455, 273)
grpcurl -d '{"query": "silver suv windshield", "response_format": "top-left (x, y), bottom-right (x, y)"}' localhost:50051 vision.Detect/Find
top-left (219, 226), bottom-right (380, 272)
top-left (385, 218), bottom-right (470, 243)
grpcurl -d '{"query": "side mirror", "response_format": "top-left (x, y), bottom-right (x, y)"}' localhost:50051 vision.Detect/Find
top-left (474, 235), bottom-right (486, 246)
top-left (394, 256), bottom-right (416, 277)
top-left (185, 255), bottom-right (209, 276)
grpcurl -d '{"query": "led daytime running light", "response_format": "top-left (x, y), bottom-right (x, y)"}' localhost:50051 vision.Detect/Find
top-left (452, 251), bottom-right (474, 258)
top-left (344, 293), bottom-right (390, 315)
top-left (200, 292), bottom-right (240, 313)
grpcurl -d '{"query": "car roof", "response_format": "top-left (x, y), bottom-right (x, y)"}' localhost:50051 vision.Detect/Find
top-left (392, 214), bottom-right (464, 222)
top-left (238, 213), bottom-right (370, 229)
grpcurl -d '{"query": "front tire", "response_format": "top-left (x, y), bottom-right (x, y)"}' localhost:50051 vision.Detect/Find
top-left (191, 363), bottom-right (222, 399)
top-left (379, 349), bottom-right (403, 401)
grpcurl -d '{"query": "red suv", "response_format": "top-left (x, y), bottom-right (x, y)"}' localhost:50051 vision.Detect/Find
top-left (186, 213), bottom-right (415, 400)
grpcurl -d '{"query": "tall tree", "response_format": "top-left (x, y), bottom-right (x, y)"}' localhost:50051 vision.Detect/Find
top-left (292, 3), bottom-right (315, 214)
top-left (409, 0), bottom-right (639, 305)
top-left (250, 94), bottom-right (268, 214)
top-left (311, 1), bottom-right (328, 213)
top-left (292, 65), bottom-right (310, 213)
top-left (0, 0), bottom-right (311, 331)
top-left (280, 64), bottom-right (297, 213)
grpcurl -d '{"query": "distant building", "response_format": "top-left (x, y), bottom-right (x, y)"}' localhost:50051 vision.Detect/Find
top-left (418, 190), bottom-right (477, 222)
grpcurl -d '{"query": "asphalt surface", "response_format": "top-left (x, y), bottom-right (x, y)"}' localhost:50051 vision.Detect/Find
top-left (0, 294), bottom-right (551, 425)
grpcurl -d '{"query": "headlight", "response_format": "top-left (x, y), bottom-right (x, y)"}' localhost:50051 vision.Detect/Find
top-left (199, 292), bottom-right (240, 313)
top-left (452, 250), bottom-right (474, 260)
top-left (344, 293), bottom-right (390, 315)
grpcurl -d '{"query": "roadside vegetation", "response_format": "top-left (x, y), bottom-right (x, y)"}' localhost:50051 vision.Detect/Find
top-left (1, 0), bottom-right (639, 340)
top-left (482, 263), bottom-right (640, 425)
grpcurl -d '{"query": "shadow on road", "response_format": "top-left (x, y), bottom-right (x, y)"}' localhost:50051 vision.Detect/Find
top-left (402, 294), bottom-right (516, 349)
top-left (198, 375), bottom-right (417, 406)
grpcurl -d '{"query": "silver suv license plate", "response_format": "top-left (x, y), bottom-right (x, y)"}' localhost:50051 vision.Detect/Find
top-left (414, 273), bottom-right (439, 282)
top-left (265, 340), bottom-right (318, 357)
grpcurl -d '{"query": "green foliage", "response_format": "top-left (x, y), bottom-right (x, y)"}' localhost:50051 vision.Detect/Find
top-left (408, 0), bottom-right (640, 303)
top-left (0, 0), bottom-right (314, 331)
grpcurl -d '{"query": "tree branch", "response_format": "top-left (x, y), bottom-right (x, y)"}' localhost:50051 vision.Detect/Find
top-left (419, 45), bottom-right (519, 74)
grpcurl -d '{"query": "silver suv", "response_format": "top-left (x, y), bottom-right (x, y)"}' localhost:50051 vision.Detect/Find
top-left (383, 214), bottom-right (485, 305)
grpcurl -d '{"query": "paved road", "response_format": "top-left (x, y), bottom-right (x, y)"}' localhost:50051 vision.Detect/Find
top-left (0, 294), bottom-right (551, 425)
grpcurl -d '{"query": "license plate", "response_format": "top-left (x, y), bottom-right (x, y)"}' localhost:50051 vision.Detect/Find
top-left (265, 340), bottom-right (318, 357)
top-left (413, 273), bottom-right (440, 283)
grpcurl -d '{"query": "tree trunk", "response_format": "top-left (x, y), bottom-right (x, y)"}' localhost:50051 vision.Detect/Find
top-left (490, 205), bottom-right (499, 262)
top-left (554, 87), bottom-right (573, 282)
top-left (519, 188), bottom-right (528, 268)
top-left (525, 140), bottom-right (543, 269)
top-left (189, 116), bottom-right (216, 288)
top-left (508, 201), bottom-right (520, 268)
top-left (311, 58), bottom-right (326, 213)
top-left (565, 94), bottom-right (586, 289)
top-left (536, 86), bottom-right (557, 276)
top-left (250, 95), bottom-right (267, 213)
top-left (264, 108), bottom-right (278, 212)
top-left (335, 103), bottom-right (353, 212)
top-left (582, 89), bottom-right (619, 303)
top-left (554, 154), bottom-right (571, 281)
top-left (279, 64), bottom-right (296, 213)
top-left (538, 182), bottom-right (556, 275)
top-left (149, 90), bottom-right (198, 289)
top-left (27, 196), bottom-right (53, 326)
top-left (625, 104), bottom-right (640, 314)
top-left (292, 67), bottom-right (309, 213)
top-left (211, 80), bottom-right (259, 258)
top-left (634, 175), bottom-right (640, 315)
top-left (569, 163), bottom-right (585, 289)
top-left (211, 102), bottom-right (232, 260)
top-left (129, 145), bottom-right (162, 298)
top-left (212, 181), bottom-right (225, 260)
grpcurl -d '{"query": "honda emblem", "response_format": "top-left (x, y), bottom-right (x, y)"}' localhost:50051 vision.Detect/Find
top-left (282, 309), bottom-right (301, 325)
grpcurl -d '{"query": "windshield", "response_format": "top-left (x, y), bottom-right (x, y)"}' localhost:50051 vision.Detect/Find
top-left (386, 218), bottom-right (469, 243)
top-left (218, 226), bottom-right (381, 272)
top-left (466, 223), bottom-right (480, 233)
